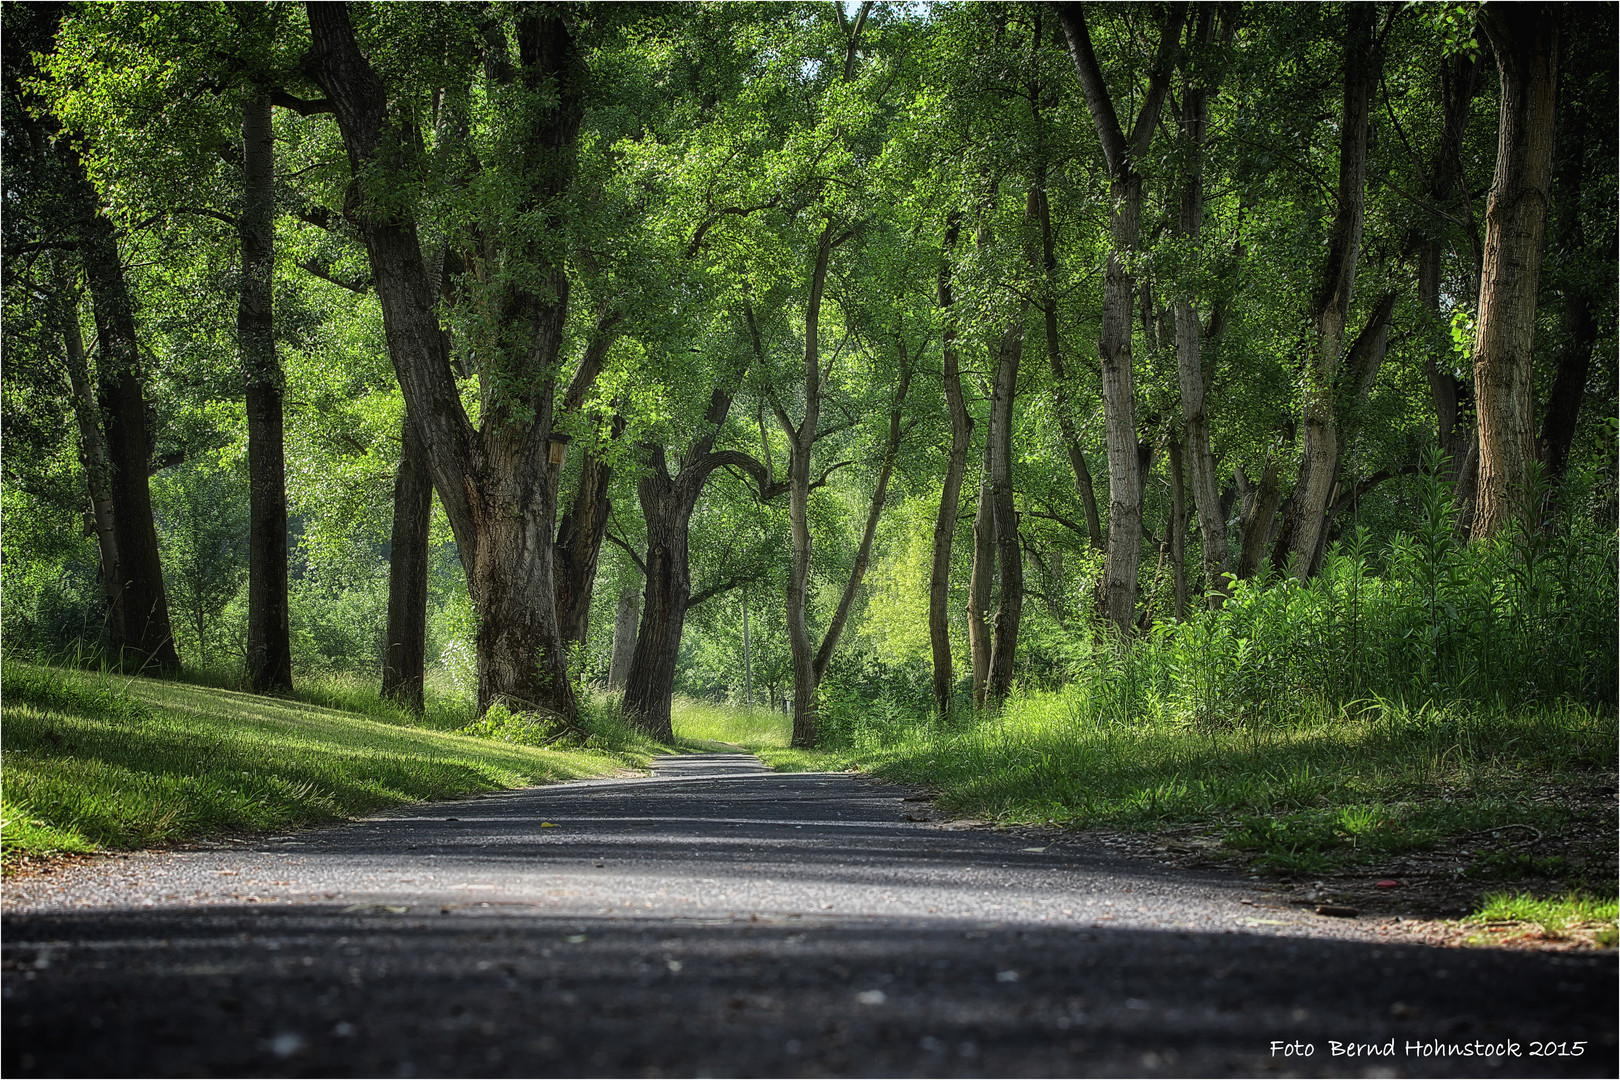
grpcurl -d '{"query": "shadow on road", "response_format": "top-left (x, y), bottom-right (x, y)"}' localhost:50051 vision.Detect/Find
top-left (4, 903), bottom-right (1614, 1078)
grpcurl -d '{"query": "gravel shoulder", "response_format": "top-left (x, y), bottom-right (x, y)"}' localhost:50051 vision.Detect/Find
top-left (4, 753), bottom-right (1614, 1077)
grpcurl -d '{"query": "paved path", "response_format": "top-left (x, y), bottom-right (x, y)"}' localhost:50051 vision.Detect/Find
top-left (3, 754), bottom-right (1614, 1077)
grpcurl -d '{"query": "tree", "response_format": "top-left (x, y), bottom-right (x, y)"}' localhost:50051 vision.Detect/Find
top-left (1056, 2), bottom-right (1188, 635)
top-left (1471, 4), bottom-right (1559, 538)
top-left (307, 3), bottom-right (594, 719)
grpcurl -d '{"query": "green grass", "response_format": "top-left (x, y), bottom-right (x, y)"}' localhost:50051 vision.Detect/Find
top-left (699, 688), bottom-right (1616, 894)
top-left (0, 661), bottom-right (659, 865)
top-left (670, 696), bottom-right (793, 750)
top-left (1467, 892), bottom-right (1619, 947)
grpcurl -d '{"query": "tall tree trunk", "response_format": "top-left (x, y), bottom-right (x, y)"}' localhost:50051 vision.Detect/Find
top-left (72, 158), bottom-right (180, 672)
top-left (966, 435), bottom-right (996, 709)
top-left (985, 309), bottom-right (1025, 705)
top-left (1539, 39), bottom-right (1597, 489)
top-left (56, 267), bottom-right (124, 647)
top-left (240, 86), bottom-right (293, 692)
top-left (1057, 2), bottom-right (1187, 636)
top-left (606, 579), bottom-right (640, 692)
top-left (621, 456), bottom-right (694, 744)
top-left (1472, 5), bottom-right (1559, 537)
top-left (382, 411), bottom-right (432, 712)
top-left (308, 3), bottom-right (586, 720)
top-left (929, 216), bottom-right (971, 721)
top-left (1172, 6), bottom-right (1231, 605)
top-left (1029, 50), bottom-right (1101, 550)
top-left (1279, 6), bottom-right (1380, 577)
top-left (621, 377), bottom-right (769, 740)
top-left (782, 226), bottom-right (834, 748)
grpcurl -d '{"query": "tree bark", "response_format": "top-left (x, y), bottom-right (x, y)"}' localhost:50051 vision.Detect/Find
top-left (1539, 38), bottom-right (1597, 489)
top-left (966, 435), bottom-right (996, 709)
top-left (1236, 456), bottom-right (1279, 581)
top-left (554, 422), bottom-right (619, 652)
top-left (1172, 6), bottom-right (1231, 605)
top-left (1279, 5), bottom-right (1380, 577)
top-left (239, 85), bottom-right (293, 692)
top-left (1472, 5), bottom-right (1559, 538)
top-left (56, 267), bottom-right (124, 647)
top-left (606, 579), bottom-right (641, 692)
top-left (985, 308), bottom-right (1025, 705)
top-left (72, 155), bottom-right (181, 673)
top-left (1057, 2), bottom-right (1187, 636)
top-left (1168, 438), bottom-right (1188, 620)
top-left (621, 376), bottom-right (769, 741)
top-left (307, 3), bottom-right (586, 719)
top-left (929, 216), bottom-right (971, 721)
top-left (382, 410), bottom-right (432, 712)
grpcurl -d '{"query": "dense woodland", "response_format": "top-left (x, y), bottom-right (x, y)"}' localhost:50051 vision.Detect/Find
top-left (3, 1), bottom-right (1615, 750)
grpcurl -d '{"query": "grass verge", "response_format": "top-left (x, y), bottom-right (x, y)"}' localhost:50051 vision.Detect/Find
top-left (0, 661), bottom-right (660, 869)
top-left (679, 690), bottom-right (1617, 928)
top-left (1462, 892), bottom-right (1619, 948)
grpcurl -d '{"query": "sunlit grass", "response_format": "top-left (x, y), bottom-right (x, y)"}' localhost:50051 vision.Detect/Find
top-left (670, 696), bottom-right (792, 749)
top-left (1467, 892), bottom-right (1619, 947)
top-left (0, 661), bottom-right (651, 865)
top-left (720, 687), bottom-right (1616, 893)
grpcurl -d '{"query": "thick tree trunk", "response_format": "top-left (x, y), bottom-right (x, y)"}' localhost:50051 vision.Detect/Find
top-left (382, 411), bottom-right (432, 712)
top-left (1057, 2), bottom-right (1186, 636)
top-left (1172, 7), bottom-right (1231, 605)
top-left (929, 217), bottom-right (971, 721)
top-left (966, 437), bottom-right (996, 709)
top-left (57, 270), bottom-right (124, 646)
top-left (308, 3), bottom-right (585, 720)
top-left (74, 165), bottom-right (180, 672)
top-left (1280, 6), bottom-right (1378, 577)
top-left (1237, 456), bottom-right (1279, 581)
top-left (622, 461), bottom-right (694, 744)
top-left (621, 377), bottom-right (765, 739)
top-left (985, 311), bottom-right (1025, 705)
top-left (240, 86), bottom-right (293, 692)
top-left (554, 432), bottom-right (617, 652)
top-left (1472, 6), bottom-right (1559, 538)
top-left (606, 580), bottom-right (640, 692)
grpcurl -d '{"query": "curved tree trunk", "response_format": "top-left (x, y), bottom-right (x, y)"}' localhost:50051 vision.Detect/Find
top-left (929, 217), bottom-right (971, 721)
top-left (240, 85), bottom-right (293, 693)
top-left (382, 411), bottom-right (432, 712)
top-left (73, 160), bottom-right (180, 673)
top-left (1280, 6), bottom-right (1379, 577)
top-left (1472, 5), bottom-right (1559, 538)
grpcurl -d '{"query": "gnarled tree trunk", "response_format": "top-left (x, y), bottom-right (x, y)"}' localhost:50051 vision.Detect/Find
top-left (308, 2), bottom-right (587, 719)
top-left (985, 308), bottom-right (1025, 705)
top-left (1472, 5), bottom-right (1559, 538)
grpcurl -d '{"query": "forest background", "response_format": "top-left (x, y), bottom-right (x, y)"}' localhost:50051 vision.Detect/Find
top-left (2, 1), bottom-right (1615, 919)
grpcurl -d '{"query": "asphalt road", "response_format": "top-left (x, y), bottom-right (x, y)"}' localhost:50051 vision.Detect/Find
top-left (3, 753), bottom-right (1614, 1077)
